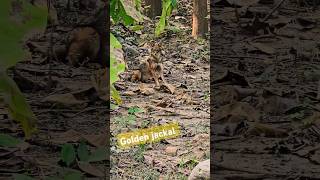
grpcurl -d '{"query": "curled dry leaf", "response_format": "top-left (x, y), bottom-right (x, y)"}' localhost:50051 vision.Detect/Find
top-left (249, 42), bottom-right (275, 54)
top-left (77, 161), bottom-right (104, 177)
top-left (82, 134), bottom-right (107, 147)
top-left (42, 93), bottom-right (86, 106)
top-left (215, 102), bottom-right (260, 122)
top-left (213, 71), bottom-right (249, 86)
top-left (51, 129), bottom-right (82, 144)
top-left (246, 123), bottom-right (288, 138)
top-left (51, 129), bottom-right (107, 147)
top-left (258, 94), bottom-right (297, 115)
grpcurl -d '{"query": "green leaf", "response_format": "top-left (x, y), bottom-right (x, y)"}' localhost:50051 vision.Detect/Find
top-left (0, 0), bottom-right (47, 69)
top-left (13, 174), bottom-right (35, 180)
top-left (120, 0), bottom-right (143, 22)
top-left (111, 0), bottom-right (143, 25)
top-left (171, 0), bottom-right (177, 8)
top-left (64, 172), bottom-right (83, 180)
top-left (128, 106), bottom-right (144, 115)
top-left (61, 144), bottom-right (76, 167)
top-left (110, 55), bottom-right (125, 85)
top-left (0, 0), bottom-right (47, 138)
top-left (0, 133), bottom-right (23, 147)
top-left (155, 0), bottom-right (176, 37)
top-left (0, 72), bottom-right (37, 138)
top-left (111, 85), bottom-right (122, 105)
top-left (110, 34), bottom-right (125, 105)
top-left (110, 33), bottom-right (122, 49)
top-left (87, 147), bottom-right (107, 162)
top-left (77, 141), bottom-right (90, 162)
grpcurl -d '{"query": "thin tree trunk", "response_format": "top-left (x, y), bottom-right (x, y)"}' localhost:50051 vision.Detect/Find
top-left (192, 0), bottom-right (208, 38)
top-left (144, 0), bottom-right (162, 18)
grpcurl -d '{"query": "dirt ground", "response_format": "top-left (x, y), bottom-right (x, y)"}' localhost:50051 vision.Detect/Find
top-left (212, 0), bottom-right (320, 179)
top-left (110, 0), bottom-right (210, 179)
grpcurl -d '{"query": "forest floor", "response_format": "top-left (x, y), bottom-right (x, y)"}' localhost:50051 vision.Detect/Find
top-left (1, 50), bottom-right (109, 178)
top-left (0, 0), bottom-right (209, 180)
top-left (212, 0), bottom-right (320, 179)
top-left (110, 0), bottom-right (210, 179)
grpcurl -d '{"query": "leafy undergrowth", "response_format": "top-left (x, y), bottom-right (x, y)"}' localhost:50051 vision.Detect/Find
top-left (110, 0), bottom-right (210, 179)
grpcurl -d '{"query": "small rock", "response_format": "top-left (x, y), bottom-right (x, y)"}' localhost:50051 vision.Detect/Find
top-left (165, 146), bottom-right (178, 156)
top-left (188, 159), bottom-right (210, 180)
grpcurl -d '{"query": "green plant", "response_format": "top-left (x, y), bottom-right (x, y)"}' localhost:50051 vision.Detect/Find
top-left (133, 144), bottom-right (146, 162)
top-left (13, 174), bottom-right (34, 180)
top-left (155, 0), bottom-right (177, 37)
top-left (114, 114), bottom-right (136, 127)
top-left (0, 0), bottom-right (47, 138)
top-left (114, 106), bottom-right (144, 127)
top-left (110, 0), bottom-right (144, 105)
top-left (0, 133), bottom-right (23, 147)
top-left (61, 143), bottom-right (76, 167)
top-left (128, 106), bottom-right (144, 115)
top-left (110, 33), bottom-right (126, 105)
top-left (61, 143), bottom-right (108, 166)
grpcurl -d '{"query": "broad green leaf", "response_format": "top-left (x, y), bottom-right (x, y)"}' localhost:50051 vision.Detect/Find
top-left (61, 144), bottom-right (76, 167)
top-left (0, 0), bottom-right (47, 69)
top-left (120, 0), bottom-right (143, 22)
top-left (110, 0), bottom-right (120, 22)
top-left (13, 174), bottom-right (35, 180)
top-left (110, 33), bottom-right (122, 49)
top-left (77, 141), bottom-right (90, 162)
top-left (111, 0), bottom-right (141, 25)
top-left (87, 147), bottom-right (108, 162)
top-left (171, 0), bottom-right (177, 8)
top-left (155, 0), bottom-right (176, 37)
top-left (128, 106), bottom-right (144, 114)
top-left (110, 34), bottom-right (125, 105)
top-left (0, 133), bottom-right (23, 147)
top-left (0, 72), bottom-right (37, 138)
top-left (110, 54), bottom-right (125, 85)
top-left (111, 85), bottom-right (122, 105)
top-left (64, 172), bottom-right (83, 180)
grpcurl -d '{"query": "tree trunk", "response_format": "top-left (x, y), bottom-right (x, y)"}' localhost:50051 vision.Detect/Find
top-left (144, 0), bottom-right (162, 18)
top-left (192, 0), bottom-right (208, 38)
